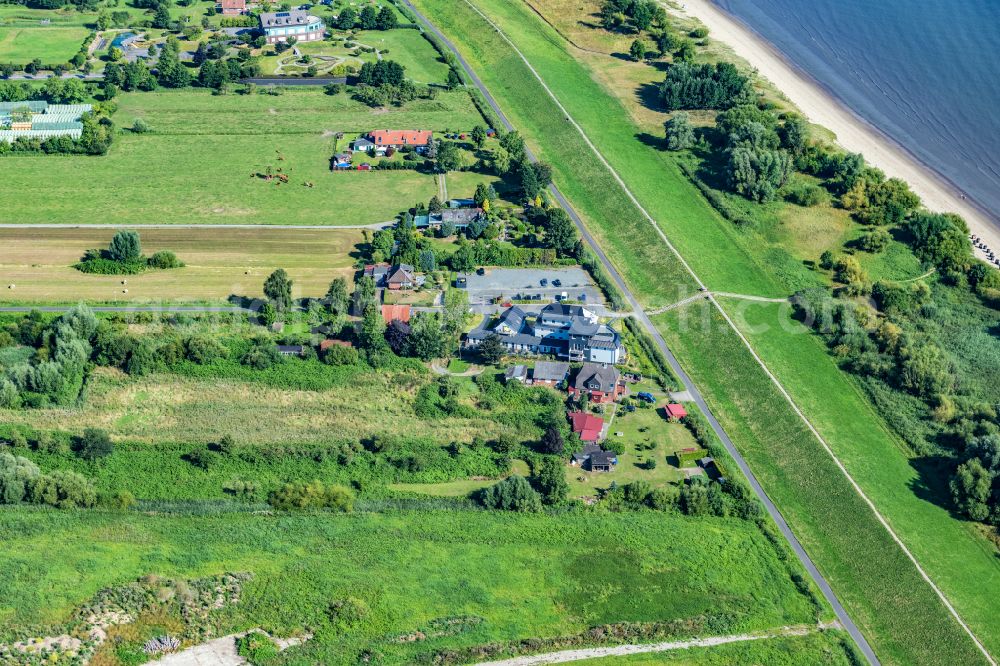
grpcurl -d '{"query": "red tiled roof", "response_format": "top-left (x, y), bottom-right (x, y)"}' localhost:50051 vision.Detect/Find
top-left (381, 304), bottom-right (411, 324)
top-left (220, 0), bottom-right (245, 8)
top-left (370, 129), bottom-right (432, 146)
top-left (569, 411), bottom-right (604, 442)
top-left (664, 403), bottom-right (688, 419)
top-left (320, 339), bottom-right (352, 351)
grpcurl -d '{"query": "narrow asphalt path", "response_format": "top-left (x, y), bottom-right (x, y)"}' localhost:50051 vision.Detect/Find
top-left (399, 1), bottom-right (878, 663)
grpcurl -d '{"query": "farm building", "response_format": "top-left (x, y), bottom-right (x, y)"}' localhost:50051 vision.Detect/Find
top-left (259, 10), bottom-right (325, 44)
top-left (368, 129), bottom-right (433, 149)
top-left (0, 102), bottom-right (92, 142)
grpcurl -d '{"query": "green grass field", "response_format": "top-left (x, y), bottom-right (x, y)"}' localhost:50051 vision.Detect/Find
top-left (0, 88), bottom-right (488, 226)
top-left (0, 226), bottom-right (362, 302)
top-left (723, 300), bottom-right (1000, 657)
top-left (0, 508), bottom-right (826, 663)
top-left (357, 28), bottom-right (452, 84)
top-left (0, 25), bottom-right (87, 63)
top-left (653, 301), bottom-right (987, 665)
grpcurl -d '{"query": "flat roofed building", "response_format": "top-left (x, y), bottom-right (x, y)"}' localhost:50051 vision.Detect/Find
top-left (259, 10), bottom-right (325, 44)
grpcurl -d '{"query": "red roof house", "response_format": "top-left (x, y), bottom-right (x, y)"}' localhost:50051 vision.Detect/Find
top-left (381, 304), bottom-right (411, 325)
top-left (664, 403), bottom-right (688, 421)
top-left (369, 129), bottom-right (433, 148)
top-left (569, 411), bottom-right (605, 443)
top-left (217, 0), bottom-right (246, 15)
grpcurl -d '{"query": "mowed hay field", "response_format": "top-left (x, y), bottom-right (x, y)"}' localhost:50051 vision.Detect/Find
top-left (0, 25), bottom-right (88, 62)
top-left (0, 226), bottom-right (362, 302)
top-left (1, 89), bottom-right (485, 226)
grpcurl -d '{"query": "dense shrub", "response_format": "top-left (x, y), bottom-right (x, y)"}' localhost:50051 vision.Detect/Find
top-left (659, 62), bottom-right (752, 111)
top-left (267, 480), bottom-right (354, 511)
top-left (479, 475), bottom-right (542, 512)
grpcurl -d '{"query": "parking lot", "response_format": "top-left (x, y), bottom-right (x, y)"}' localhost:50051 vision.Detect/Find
top-left (457, 267), bottom-right (606, 311)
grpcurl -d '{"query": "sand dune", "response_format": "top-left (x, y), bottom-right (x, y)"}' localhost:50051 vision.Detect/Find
top-left (671, 0), bottom-right (1000, 262)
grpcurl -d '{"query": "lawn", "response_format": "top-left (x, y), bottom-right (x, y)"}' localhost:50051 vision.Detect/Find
top-left (356, 27), bottom-right (453, 84)
top-left (0, 226), bottom-right (362, 303)
top-left (567, 404), bottom-right (693, 497)
top-left (652, 300), bottom-right (988, 666)
top-left (0, 508), bottom-right (824, 664)
top-left (0, 88), bottom-right (492, 226)
top-left (0, 25), bottom-right (87, 63)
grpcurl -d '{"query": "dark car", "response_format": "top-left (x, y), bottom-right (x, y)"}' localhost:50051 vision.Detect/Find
top-left (540, 278), bottom-right (548, 287)
top-left (636, 392), bottom-right (655, 403)
top-left (552, 279), bottom-right (562, 287)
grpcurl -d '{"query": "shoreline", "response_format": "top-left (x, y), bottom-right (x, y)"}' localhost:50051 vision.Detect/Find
top-left (670, 0), bottom-right (1000, 261)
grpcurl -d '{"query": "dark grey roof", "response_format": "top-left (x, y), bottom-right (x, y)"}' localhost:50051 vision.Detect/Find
top-left (466, 328), bottom-right (491, 341)
top-left (541, 302), bottom-right (588, 318)
top-left (276, 344), bottom-right (303, 353)
top-left (440, 208), bottom-right (482, 225)
top-left (574, 363), bottom-right (620, 392)
top-left (260, 9), bottom-right (313, 26)
top-left (504, 364), bottom-right (528, 381)
top-left (496, 306), bottom-right (527, 333)
top-left (590, 450), bottom-right (616, 467)
top-left (532, 361), bottom-right (569, 382)
top-left (568, 318), bottom-right (600, 337)
top-left (504, 333), bottom-right (541, 347)
top-left (387, 264), bottom-right (415, 284)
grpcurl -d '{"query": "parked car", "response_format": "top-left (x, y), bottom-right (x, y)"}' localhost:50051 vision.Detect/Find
top-left (636, 392), bottom-right (655, 403)
top-left (540, 278), bottom-right (548, 287)
top-left (552, 279), bottom-right (562, 287)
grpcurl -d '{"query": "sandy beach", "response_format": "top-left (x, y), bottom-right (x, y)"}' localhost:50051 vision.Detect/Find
top-left (670, 0), bottom-right (1000, 261)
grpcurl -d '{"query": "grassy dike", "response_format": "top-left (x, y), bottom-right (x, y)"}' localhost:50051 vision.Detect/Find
top-left (405, 0), bottom-right (994, 662)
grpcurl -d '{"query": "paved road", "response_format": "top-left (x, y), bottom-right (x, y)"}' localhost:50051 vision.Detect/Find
top-left (239, 76), bottom-right (347, 86)
top-left (399, 1), bottom-right (878, 663)
top-left (0, 222), bottom-right (393, 230)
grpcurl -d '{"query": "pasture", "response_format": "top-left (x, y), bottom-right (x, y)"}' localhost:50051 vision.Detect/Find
top-left (1, 88), bottom-right (486, 226)
top-left (0, 25), bottom-right (87, 63)
top-left (653, 300), bottom-right (989, 665)
top-left (0, 226), bottom-right (363, 302)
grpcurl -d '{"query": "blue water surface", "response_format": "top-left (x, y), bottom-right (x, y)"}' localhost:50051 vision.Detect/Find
top-left (713, 0), bottom-right (1000, 222)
